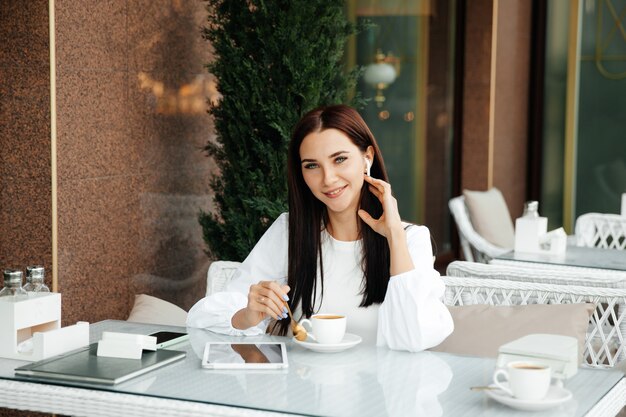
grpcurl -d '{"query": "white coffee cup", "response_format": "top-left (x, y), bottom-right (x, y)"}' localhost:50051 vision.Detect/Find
top-left (299, 314), bottom-right (346, 344)
top-left (493, 361), bottom-right (551, 401)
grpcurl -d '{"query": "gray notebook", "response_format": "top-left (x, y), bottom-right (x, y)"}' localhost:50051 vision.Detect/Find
top-left (15, 343), bottom-right (186, 385)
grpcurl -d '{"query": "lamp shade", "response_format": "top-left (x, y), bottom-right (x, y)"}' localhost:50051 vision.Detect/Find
top-left (363, 62), bottom-right (397, 86)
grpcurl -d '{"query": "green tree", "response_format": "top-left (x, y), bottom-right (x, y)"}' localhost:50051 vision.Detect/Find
top-left (200, 0), bottom-right (363, 261)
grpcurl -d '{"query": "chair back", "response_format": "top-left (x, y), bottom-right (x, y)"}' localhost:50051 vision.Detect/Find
top-left (575, 213), bottom-right (626, 250)
top-left (206, 261), bottom-right (242, 296)
top-left (448, 196), bottom-right (509, 262)
top-left (447, 260), bottom-right (626, 289)
top-left (442, 275), bottom-right (626, 368)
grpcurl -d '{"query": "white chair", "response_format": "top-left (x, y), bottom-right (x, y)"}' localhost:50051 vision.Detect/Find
top-left (206, 261), bottom-right (241, 296)
top-left (575, 213), bottom-right (626, 250)
top-left (449, 196), bottom-right (510, 262)
top-left (450, 260), bottom-right (626, 289)
top-left (442, 275), bottom-right (626, 368)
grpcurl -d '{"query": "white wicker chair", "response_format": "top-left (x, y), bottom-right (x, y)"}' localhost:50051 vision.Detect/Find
top-left (206, 261), bottom-right (241, 296)
top-left (451, 260), bottom-right (626, 289)
top-left (575, 213), bottom-right (626, 250)
top-left (448, 196), bottom-right (510, 263)
top-left (442, 275), bottom-right (626, 368)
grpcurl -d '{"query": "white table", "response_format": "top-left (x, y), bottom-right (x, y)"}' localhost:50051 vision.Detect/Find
top-left (0, 320), bottom-right (624, 417)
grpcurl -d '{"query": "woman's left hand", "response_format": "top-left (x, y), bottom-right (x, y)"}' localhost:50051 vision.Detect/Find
top-left (358, 175), bottom-right (404, 239)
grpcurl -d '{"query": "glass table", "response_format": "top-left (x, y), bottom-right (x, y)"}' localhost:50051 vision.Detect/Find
top-left (493, 246), bottom-right (626, 272)
top-left (0, 320), bottom-right (624, 417)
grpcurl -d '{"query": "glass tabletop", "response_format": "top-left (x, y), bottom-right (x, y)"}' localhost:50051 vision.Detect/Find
top-left (495, 246), bottom-right (626, 272)
top-left (0, 320), bottom-right (623, 417)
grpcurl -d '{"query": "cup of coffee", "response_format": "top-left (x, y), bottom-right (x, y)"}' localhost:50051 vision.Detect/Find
top-left (493, 361), bottom-right (551, 401)
top-left (299, 314), bottom-right (346, 344)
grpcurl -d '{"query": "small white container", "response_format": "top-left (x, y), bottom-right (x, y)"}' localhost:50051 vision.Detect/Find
top-left (515, 216), bottom-right (548, 253)
top-left (0, 292), bottom-right (89, 361)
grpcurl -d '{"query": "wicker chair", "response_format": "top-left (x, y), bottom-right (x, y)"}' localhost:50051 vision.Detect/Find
top-left (448, 196), bottom-right (510, 263)
top-left (575, 213), bottom-right (626, 250)
top-left (205, 261), bottom-right (241, 296)
top-left (450, 260), bottom-right (626, 289)
top-left (442, 275), bottom-right (626, 368)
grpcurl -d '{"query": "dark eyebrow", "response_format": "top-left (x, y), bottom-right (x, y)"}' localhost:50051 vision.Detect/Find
top-left (301, 151), bottom-right (349, 164)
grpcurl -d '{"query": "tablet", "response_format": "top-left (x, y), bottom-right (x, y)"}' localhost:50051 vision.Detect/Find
top-left (202, 342), bottom-right (288, 369)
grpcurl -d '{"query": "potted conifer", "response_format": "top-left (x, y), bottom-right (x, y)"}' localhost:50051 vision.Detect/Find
top-left (199, 0), bottom-right (363, 261)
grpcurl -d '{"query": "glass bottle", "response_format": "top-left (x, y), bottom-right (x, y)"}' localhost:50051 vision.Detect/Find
top-left (0, 269), bottom-right (28, 298)
top-left (522, 201), bottom-right (539, 218)
top-left (24, 265), bottom-right (50, 293)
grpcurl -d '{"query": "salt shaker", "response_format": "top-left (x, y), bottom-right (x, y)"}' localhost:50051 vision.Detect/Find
top-left (24, 266), bottom-right (50, 293)
top-left (0, 269), bottom-right (28, 298)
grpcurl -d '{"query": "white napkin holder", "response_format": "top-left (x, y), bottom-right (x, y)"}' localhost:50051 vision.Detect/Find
top-left (0, 292), bottom-right (89, 361)
top-left (514, 216), bottom-right (548, 253)
top-left (496, 334), bottom-right (578, 380)
top-left (97, 332), bottom-right (157, 359)
top-left (539, 227), bottom-right (567, 254)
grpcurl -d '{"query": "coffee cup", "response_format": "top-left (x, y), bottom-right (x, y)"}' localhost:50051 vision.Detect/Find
top-left (493, 361), bottom-right (551, 401)
top-left (299, 314), bottom-right (346, 344)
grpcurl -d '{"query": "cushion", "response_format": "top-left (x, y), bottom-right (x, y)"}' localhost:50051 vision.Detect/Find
top-left (463, 188), bottom-right (515, 248)
top-left (429, 303), bottom-right (595, 363)
top-left (127, 294), bottom-right (188, 327)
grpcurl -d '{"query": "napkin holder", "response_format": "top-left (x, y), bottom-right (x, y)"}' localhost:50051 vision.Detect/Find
top-left (496, 334), bottom-right (578, 380)
top-left (0, 293), bottom-right (89, 361)
top-left (514, 216), bottom-right (548, 253)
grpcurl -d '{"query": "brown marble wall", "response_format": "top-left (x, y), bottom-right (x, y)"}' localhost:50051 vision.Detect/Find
top-left (0, 1), bottom-right (52, 288)
top-left (492, 0), bottom-right (532, 219)
top-left (54, 0), bottom-right (215, 325)
top-left (0, 3), bottom-right (55, 416)
top-left (461, 0), bottom-right (532, 218)
top-left (461, 0), bottom-right (494, 191)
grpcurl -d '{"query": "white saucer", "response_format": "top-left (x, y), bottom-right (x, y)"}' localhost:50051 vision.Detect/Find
top-left (485, 383), bottom-right (573, 411)
top-left (292, 333), bottom-right (362, 353)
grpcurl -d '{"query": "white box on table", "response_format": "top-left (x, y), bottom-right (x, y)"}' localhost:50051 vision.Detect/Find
top-left (514, 216), bottom-right (548, 253)
top-left (0, 292), bottom-right (89, 361)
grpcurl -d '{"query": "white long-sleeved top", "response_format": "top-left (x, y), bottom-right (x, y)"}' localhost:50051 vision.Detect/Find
top-left (187, 213), bottom-right (453, 352)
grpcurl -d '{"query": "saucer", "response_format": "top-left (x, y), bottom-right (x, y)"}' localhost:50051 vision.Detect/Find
top-left (485, 383), bottom-right (573, 411)
top-left (292, 333), bottom-right (362, 353)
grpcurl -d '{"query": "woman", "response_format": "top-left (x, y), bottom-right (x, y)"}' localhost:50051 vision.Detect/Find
top-left (187, 105), bottom-right (453, 351)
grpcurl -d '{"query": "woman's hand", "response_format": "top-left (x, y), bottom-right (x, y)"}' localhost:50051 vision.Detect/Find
top-left (232, 281), bottom-right (290, 329)
top-left (358, 175), bottom-right (414, 276)
top-left (358, 175), bottom-right (404, 239)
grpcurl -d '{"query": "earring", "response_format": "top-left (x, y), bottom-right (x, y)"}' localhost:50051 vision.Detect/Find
top-left (364, 158), bottom-right (371, 176)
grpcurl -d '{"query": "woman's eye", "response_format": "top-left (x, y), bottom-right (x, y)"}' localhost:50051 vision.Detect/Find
top-left (303, 163), bottom-right (318, 169)
top-left (335, 156), bottom-right (347, 164)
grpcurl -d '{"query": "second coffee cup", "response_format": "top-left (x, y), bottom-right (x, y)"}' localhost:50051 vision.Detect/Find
top-left (299, 314), bottom-right (346, 344)
top-left (493, 361), bottom-right (551, 401)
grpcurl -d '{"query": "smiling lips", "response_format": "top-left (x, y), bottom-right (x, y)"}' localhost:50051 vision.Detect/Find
top-left (324, 185), bottom-right (347, 198)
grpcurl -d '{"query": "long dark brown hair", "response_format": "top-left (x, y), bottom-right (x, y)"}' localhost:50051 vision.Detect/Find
top-left (273, 104), bottom-right (391, 336)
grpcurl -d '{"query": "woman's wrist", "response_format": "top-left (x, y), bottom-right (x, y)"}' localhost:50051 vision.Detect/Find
top-left (231, 307), bottom-right (257, 330)
top-left (386, 226), bottom-right (406, 247)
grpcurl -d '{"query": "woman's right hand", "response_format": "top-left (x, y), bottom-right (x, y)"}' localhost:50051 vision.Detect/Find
top-left (233, 281), bottom-right (290, 329)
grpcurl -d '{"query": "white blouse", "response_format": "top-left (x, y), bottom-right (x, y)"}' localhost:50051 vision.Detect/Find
top-left (187, 213), bottom-right (453, 352)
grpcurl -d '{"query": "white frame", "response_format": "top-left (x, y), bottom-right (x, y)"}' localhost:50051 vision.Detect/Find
top-left (202, 341), bottom-right (288, 370)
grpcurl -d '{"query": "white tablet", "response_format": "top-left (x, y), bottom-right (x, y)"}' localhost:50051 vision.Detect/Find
top-left (202, 342), bottom-right (288, 370)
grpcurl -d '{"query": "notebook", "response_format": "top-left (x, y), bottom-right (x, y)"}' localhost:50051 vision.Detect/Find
top-left (15, 343), bottom-right (186, 385)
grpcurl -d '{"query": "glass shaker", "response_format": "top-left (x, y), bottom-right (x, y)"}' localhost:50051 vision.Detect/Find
top-left (522, 201), bottom-right (539, 218)
top-left (24, 265), bottom-right (50, 293)
top-left (0, 269), bottom-right (28, 298)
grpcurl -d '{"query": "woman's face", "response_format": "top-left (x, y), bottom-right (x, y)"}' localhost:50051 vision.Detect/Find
top-left (299, 129), bottom-right (373, 216)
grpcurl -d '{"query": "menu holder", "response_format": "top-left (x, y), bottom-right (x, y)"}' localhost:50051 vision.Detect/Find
top-left (496, 334), bottom-right (578, 380)
top-left (0, 292), bottom-right (89, 361)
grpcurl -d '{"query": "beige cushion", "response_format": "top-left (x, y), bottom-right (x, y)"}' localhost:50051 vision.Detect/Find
top-left (463, 188), bottom-right (515, 248)
top-left (127, 294), bottom-right (188, 327)
top-left (430, 303), bottom-right (595, 363)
